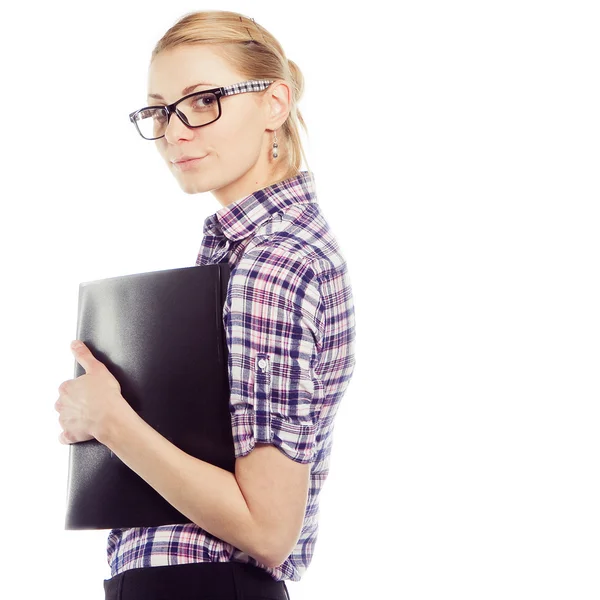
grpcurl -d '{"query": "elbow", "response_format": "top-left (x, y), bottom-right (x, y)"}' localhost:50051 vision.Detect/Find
top-left (264, 547), bottom-right (291, 569)
top-left (259, 550), bottom-right (290, 570)
top-left (252, 531), bottom-right (295, 569)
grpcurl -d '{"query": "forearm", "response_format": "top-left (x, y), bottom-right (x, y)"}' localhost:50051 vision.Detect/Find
top-left (96, 400), bottom-right (267, 564)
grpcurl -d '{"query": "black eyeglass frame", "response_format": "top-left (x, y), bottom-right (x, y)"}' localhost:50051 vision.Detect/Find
top-left (128, 79), bottom-right (275, 140)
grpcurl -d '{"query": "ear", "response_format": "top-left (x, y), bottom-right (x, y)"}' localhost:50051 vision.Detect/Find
top-left (265, 80), bottom-right (292, 129)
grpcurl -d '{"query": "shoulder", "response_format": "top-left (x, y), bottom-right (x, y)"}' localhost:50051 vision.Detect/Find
top-left (228, 243), bottom-right (321, 319)
top-left (244, 202), bottom-right (350, 280)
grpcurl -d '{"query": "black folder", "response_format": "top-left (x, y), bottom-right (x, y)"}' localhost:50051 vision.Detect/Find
top-left (64, 262), bottom-right (233, 530)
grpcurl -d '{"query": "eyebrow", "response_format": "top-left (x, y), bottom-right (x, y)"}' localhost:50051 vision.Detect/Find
top-left (148, 82), bottom-right (219, 101)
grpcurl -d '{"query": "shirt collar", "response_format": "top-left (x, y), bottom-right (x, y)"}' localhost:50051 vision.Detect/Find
top-left (202, 170), bottom-right (317, 242)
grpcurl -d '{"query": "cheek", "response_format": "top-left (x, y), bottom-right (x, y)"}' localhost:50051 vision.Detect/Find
top-left (212, 122), bottom-right (261, 161)
top-left (156, 141), bottom-right (170, 163)
top-left (223, 105), bottom-right (262, 141)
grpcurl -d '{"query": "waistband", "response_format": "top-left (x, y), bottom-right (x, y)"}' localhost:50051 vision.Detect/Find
top-left (103, 561), bottom-right (290, 600)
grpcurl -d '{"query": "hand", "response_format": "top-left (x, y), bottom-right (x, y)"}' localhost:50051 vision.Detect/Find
top-left (54, 340), bottom-right (126, 444)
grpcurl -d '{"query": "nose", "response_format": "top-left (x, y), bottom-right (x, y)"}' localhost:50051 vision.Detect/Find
top-left (163, 109), bottom-right (194, 142)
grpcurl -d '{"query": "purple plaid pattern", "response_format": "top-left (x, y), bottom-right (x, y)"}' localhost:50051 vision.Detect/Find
top-left (106, 170), bottom-right (356, 582)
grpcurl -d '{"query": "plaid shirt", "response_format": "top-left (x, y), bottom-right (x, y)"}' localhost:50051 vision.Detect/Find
top-left (106, 170), bottom-right (357, 582)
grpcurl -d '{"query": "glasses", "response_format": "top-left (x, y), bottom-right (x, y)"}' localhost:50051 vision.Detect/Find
top-left (128, 79), bottom-right (274, 140)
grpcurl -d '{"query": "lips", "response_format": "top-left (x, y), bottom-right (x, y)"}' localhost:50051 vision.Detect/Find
top-left (171, 155), bottom-right (205, 164)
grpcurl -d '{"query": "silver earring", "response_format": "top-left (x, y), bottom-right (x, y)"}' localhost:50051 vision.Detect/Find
top-left (272, 130), bottom-right (279, 159)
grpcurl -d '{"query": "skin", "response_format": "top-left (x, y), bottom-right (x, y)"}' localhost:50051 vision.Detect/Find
top-left (148, 44), bottom-right (293, 207)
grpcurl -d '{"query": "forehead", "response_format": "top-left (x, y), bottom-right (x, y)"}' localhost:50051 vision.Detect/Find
top-left (147, 45), bottom-right (240, 101)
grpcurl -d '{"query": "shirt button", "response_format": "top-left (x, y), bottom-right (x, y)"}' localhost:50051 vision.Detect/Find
top-left (258, 358), bottom-right (267, 370)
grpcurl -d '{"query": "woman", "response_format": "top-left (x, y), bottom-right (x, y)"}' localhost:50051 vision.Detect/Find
top-left (59, 9), bottom-right (356, 600)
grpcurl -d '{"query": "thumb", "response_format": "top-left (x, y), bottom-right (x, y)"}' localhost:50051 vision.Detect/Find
top-left (71, 340), bottom-right (96, 373)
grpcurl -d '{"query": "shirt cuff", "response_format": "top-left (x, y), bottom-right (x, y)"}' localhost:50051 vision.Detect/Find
top-left (231, 410), bottom-right (319, 464)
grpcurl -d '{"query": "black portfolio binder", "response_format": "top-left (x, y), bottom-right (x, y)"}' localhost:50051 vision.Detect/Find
top-left (64, 262), bottom-right (233, 530)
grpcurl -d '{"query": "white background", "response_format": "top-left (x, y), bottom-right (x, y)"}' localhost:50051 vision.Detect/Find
top-left (1, 1), bottom-right (599, 598)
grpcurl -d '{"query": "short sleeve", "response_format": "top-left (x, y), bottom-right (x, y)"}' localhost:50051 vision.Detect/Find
top-left (224, 248), bottom-right (324, 464)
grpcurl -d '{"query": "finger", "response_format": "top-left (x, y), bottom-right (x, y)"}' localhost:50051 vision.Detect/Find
top-left (71, 340), bottom-right (96, 373)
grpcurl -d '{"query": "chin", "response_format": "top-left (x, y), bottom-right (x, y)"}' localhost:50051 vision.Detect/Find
top-left (177, 177), bottom-right (210, 195)
top-left (168, 163), bottom-right (205, 192)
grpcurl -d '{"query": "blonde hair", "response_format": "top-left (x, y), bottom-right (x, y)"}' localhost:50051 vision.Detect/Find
top-left (150, 10), bottom-right (310, 183)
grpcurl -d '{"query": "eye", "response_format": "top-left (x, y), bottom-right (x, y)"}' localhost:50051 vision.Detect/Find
top-left (192, 93), bottom-right (217, 109)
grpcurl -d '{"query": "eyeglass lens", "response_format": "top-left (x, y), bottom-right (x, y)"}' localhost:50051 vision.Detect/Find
top-left (133, 92), bottom-right (220, 139)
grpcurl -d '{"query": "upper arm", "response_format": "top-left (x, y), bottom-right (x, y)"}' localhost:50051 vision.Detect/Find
top-left (225, 248), bottom-right (324, 566)
top-left (235, 443), bottom-right (310, 567)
